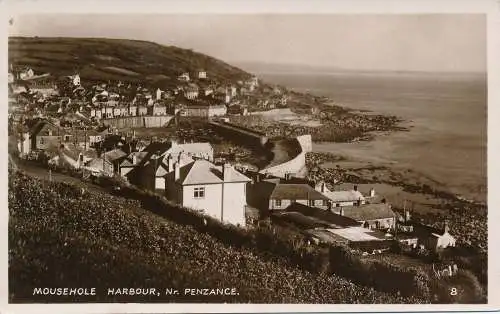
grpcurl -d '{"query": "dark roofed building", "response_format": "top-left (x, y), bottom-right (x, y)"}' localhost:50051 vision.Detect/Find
top-left (340, 203), bottom-right (396, 230)
top-left (269, 183), bottom-right (331, 211)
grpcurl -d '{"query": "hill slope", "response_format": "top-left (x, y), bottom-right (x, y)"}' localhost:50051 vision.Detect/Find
top-left (8, 37), bottom-right (252, 87)
top-left (8, 169), bottom-right (423, 303)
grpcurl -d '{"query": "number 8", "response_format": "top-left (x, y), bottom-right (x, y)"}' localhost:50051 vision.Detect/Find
top-left (450, 287), bottom-right (457, 296)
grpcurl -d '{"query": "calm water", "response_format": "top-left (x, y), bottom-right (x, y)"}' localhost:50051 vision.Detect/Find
top-left (258, 71), bottom-right (487, 202)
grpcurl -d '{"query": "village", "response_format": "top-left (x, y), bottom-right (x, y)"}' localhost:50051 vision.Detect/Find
top-left (8, 64), bottom-right (463, 285)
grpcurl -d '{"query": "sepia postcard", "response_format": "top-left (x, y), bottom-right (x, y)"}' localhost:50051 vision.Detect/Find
top-left (1, 0), bottom-right (499, 313)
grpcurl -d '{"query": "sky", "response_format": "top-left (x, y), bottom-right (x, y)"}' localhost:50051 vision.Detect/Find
top-left (9, 14), bottom-right (487, 73)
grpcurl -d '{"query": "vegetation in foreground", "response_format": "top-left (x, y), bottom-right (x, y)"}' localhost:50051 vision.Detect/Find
top-left (9, 169), bottom-right (426, 303)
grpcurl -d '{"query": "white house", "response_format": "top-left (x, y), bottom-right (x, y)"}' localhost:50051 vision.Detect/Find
top-left (316, 183), bottom-right (366, 207)
top-left (178, 72), bottom-right (190, 82)
top-left (19, 68), bottom-right (35, 80)
top-left (198, 70), bottom-right (207, 79)
top-left (165, 159), bottom-right (251, 226)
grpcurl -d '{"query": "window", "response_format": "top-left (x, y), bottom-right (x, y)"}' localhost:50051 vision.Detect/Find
top-left (194, 187), bottom-right (205, 198)
top-left (275, 199), bottom-right (281, 207)
top-left (64, 135), bottom-right (70, 142)
top-left (39, 137), bottom-right (44, 145)
top-left (308, 200), bottom-right (314, 206)
top-left (336, 203), bottom-right (340, 207)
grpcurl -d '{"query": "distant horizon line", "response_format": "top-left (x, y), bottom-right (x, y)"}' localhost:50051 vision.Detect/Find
top-left (8, 35), bottom-right (487, 75)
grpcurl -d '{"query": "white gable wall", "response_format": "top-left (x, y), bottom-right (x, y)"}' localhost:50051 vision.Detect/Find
top-left (222, 182), bottom-right (247, 227)
top-left (182, 184), bottom-right (223, 220)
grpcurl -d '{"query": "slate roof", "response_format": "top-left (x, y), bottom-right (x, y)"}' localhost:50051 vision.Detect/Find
top-left (177, 159), bottom-right (251, 185)
top-left (341, 203), bottom-right (395, 222)
top-left (270, 184), bottom-right (330, 201)
top-left (120, 151), bottom-right (149, 167)
top-left (285, 202), bottom-right (360, 228)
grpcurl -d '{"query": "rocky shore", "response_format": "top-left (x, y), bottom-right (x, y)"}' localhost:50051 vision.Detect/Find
top-left (305, 151), bottom-right (487, 255)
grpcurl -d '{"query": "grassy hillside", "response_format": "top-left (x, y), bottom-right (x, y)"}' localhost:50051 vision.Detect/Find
top-left (8, 37), bottom-right (252, 87)
top-left (8, 169), bottom-right (425, 303)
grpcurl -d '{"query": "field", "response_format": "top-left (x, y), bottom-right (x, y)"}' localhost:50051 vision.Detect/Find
top-left (8, 169), bottom-right (425, 303)
top-left (9, 37), bottom-right (251, 86)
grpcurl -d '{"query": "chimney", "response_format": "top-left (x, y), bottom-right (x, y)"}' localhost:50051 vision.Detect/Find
top-left (353, 185), bottom-right (358, 192)
top-left (370, 188), bottom-right (375, 197)
top-left (167, 154), bottom-right (173, 172)
top-left (321, 182), bottom-right (326, 193)
top-left (223, 163), bottom-right (231, 181)
top-left (174, 162), bottom-right (180, 181)
top-left (339, 207), bottom-right (343, 216)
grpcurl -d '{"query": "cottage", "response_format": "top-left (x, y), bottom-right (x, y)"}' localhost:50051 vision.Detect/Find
top-left (119, 151), bottom-right (149, 177)
top-left (407, 221), bottom-right (457, 252)
top-left (165, 159), bottom-right (251, 226)
top-left (316, 183), bottom-right (366, 207)
top-left (19, 67), bottom-right (35, 80)
top-left (29, 120), bottom-right (64, 151)
top-left (178, 72), bottom-right (190, 82)
top-left (338, 203), bottom-right (396, 230)
top-left (84, 157), bottom-right (114, 176)
top-left (198, 70), bottom-right (207, 79)
top-left (268, 183), bottom-right (331, 211)
top-left (184, 84), bottom-right (199, 100)
top-left (129, 104), bottom-right (137, 116)
top-left (151, 103), bottom-right (167, 116)
top-left (137, 105), bottom-right (148, 116)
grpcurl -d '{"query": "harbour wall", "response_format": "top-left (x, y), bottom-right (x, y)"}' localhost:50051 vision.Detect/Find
top-left (103, 115), bottom-right (174, 129)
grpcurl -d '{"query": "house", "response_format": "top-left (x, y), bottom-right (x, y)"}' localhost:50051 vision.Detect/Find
top-left (274, 203), bottom-right (388, 246)
top-left (198, 70), bottom-right (207, 79)
top-left (227, 104), bottom-right (248, 116)
top-left (88, 129), bottom-right (109, 146)
top-left (165, 159), bottom-right (252, 226)
top-left (138, 105), bottom-right (148, 116)
top-left (104, 106), bottom-right (114, 119)
top-left (119, 151), bottom-right (150, 177)
top-left (268, 183), bottom-right (331, 211)
top-left (67, 74), bottom-right (81, 86)
top-left (19, 67), bottom-right (35, 80)
top-left (214, 92), bottom-right (231, 104)
top-left (156, 88), bottom-right (163, 100)
top-left (113, 107), bottom-right (122, 117)
top-left (129, 104), bottom-right (138, 116)
top-left (178, 72), bottom-right (190, 82)
top-left (184, 84), bottom-right (199, 100)
top-left (316, 183), bottom-right (366, 207)
top-left (338, 203), bottom-right (396, 230)
top-left (83, 157), bottom-right (114, 176)
top-left (151, 103), bottom-right (167, 116)
top-left (102, 148), bottom-right (128, 173)
top-left (29, 120), bottom-right (64, 151)
top-left (402, 220), bottom-right (456, 252)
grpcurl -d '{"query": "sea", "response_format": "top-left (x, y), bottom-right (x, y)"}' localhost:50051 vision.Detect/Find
top-left (255, 71), bottom-right (487, 203)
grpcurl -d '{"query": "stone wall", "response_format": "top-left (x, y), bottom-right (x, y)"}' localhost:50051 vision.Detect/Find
top-left (103, 115), bottom-right (174, 129)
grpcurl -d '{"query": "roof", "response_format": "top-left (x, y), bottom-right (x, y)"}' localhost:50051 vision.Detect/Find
top-left (285, 203), bottom-right (360, 228)
top-left (29, 119), bottom-right (61, 137)
top-left (270, 184), bottom-right (330, 201)
top-left (103, 148), bottom-right (127, 162)
top-left (120, 151), bottom-right (149, 167)
top-left (323, 190), bottom-right (366, 202)
top-left (304, 229), bottom-right (349, 244)
top-left (144, 141), bottom-right (172, 155)
top-left (178, 159), bottom-right (251, 185)
top-left (341, 203), bottom-right (395, 222)
top-left (327, 227), bottom-right (386, 242)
